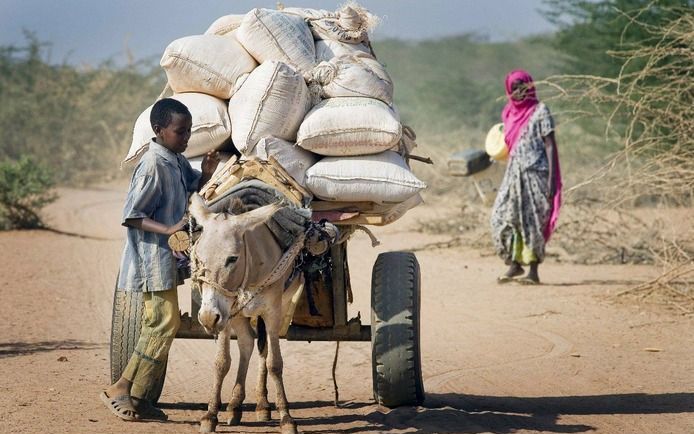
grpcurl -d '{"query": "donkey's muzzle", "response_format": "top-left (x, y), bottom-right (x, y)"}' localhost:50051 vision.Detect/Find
top-left (198, 307), bottom-right (223, 333)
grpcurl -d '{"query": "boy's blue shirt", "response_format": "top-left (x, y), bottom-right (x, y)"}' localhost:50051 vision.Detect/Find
top-left (117, 141), bottom-right (201, 292)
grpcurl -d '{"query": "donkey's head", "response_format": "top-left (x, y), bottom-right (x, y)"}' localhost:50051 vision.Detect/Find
top-left (188, 194), bottom-right (283, 334)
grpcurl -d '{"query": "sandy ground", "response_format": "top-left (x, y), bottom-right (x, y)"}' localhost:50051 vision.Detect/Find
top-left (1, 184), bottom-right (693, 434)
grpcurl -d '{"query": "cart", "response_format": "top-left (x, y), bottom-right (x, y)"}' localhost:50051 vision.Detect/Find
top-left (110, 231), bottom-right (424, 407)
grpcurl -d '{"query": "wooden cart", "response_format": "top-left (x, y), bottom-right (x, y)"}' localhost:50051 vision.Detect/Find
top-left (109, 159), bottom-right (425, 408)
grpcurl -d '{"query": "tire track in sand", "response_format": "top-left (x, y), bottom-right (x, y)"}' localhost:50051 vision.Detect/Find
top-left (425, 319), bottom-right (573, 392)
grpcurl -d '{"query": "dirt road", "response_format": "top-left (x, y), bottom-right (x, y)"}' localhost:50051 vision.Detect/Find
top-left (1, 185), bottom-right (692, 434)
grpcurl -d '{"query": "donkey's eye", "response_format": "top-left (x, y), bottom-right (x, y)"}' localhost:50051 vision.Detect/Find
top-left (225, 256), bottom-right (238, 267)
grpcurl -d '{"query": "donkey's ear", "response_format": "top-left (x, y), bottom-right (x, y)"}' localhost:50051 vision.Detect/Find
top-left (189, 193), bottom-right (212, 226)
top-left (237, 202), bottom-right (282, 226)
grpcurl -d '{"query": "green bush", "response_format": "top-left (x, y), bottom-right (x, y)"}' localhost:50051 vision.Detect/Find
top-left (0, 156), bottom-right (57, 229)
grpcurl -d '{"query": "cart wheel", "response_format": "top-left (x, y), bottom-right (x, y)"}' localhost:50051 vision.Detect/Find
top-left (110, 283), bottom-right (166, 404)
top-left (371, 252), bottom-right (424, 407)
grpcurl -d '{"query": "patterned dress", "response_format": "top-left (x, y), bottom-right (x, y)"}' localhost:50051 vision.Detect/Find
top-left (491, 102), bottom-right (554, 264)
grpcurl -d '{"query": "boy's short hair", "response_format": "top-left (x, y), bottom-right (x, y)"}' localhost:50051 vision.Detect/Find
top-left (150, 98), bottom-right (191, 129)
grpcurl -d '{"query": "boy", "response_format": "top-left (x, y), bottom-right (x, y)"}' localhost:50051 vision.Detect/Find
top-left (100, 98), bottom-right (220, 421)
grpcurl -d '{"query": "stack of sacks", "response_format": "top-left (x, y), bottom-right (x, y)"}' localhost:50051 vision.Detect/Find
top-left (122, 3), bottom-right (425, 223)
top-left (290, 4), bottom-right (425, 212)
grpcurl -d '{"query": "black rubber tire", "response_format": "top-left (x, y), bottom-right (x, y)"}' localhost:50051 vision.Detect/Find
top-left (110, 282), bottom-right (166, 403)
top-left (371, 251), bottom-right (425, 407)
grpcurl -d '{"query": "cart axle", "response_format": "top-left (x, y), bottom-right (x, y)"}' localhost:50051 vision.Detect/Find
top-left (176, 313), bottom-right (371, 341)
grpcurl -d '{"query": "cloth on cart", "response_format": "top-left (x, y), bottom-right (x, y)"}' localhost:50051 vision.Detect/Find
top-left (207, 180), bottom-right (311, 251)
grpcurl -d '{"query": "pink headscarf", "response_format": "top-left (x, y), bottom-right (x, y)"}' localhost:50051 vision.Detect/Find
top-left (502, 69), bottom-right (562, 240)
top-left (502, 69), bottom-right (539, 153)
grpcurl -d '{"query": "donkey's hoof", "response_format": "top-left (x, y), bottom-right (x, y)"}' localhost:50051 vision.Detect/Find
top-left (256, 408), bottom-right (271, 422)
top-left (200, 414), bottom-right (218, 433)
top-left (227, 408), bottom-right (242, 426)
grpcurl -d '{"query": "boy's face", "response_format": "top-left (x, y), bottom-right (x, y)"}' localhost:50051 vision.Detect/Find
top-left (154, 112), bottom-right (192, 153)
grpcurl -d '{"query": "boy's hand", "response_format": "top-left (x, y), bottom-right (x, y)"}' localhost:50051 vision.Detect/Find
top-left (201, 151), bottom-right (221, 176)
top-left (167, 218), bottom-right (187, 235)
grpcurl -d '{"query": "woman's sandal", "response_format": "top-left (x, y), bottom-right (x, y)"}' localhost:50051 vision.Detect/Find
top-left (517, 276), bottom-right (540, 285)
top-left (497, 275), bottom-right (515, 284)
top-left (100, 391), bottom-right (139, 421)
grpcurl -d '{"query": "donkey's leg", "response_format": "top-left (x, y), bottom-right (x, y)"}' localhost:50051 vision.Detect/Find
top-left (200, 325), bottom-right (232, 433)
top-left (255, 317), bottom-right (271, 422)
top-left (226, 316), bottom-right (254, 426)
top-left (262, 309), bottom-right (298, 434)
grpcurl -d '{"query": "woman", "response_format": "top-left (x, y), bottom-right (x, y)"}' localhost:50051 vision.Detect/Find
top-left (491, 69), bottom-right (562, 284)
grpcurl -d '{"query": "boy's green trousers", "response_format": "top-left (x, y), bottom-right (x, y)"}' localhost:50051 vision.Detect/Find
top-left (121, 288), bottom-right (180, 399)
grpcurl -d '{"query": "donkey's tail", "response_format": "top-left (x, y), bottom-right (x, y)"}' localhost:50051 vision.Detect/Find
top-left (256, 317), bottom-right (267, 355)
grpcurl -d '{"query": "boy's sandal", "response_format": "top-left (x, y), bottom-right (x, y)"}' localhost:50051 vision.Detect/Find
top-left (132, 397), bottom-right (168, 421)
top-left (497, 275), bottom-right (515, 284)
top-left (100, 391), bottom-right (139, 421)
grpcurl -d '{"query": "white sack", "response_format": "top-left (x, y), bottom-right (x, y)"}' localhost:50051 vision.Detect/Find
top-left (280, 7), bottom-right (333, 20)
top-left (161, 34), bottom-right (257, 99)
top-left (124, 93), bottom-right (232, 164)
top-left (251, 136), bottom-right (319, 185)
top-left (311, 54), bottom-right (393, 105)
top-left (205, 14), bottom-right (245, 35)
top-left (315, 39), bottom-right (371, 62)
top-left (297, 97), bottom-right (401, 156)
top-left (229, 61), bottom-right (312, 155)
top-left (236, 8), bottom-right (315, 78)
top-left (187, 152), bottom-right (234, 176)
top-left (308, 5), bottom-right (377, 44)
top-left (306, 151), bottom-right (426, 203)
top-left (377, 193), bottom-right (423, 225)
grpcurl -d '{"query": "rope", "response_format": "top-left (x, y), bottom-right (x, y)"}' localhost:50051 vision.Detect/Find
top-left (251, 233), bottom-right (306, 290)
top-left (354, 225), bottom-right (380, 247)
top-left (189, 231), bottom-right (306, 318)
top-left (311, 61), bottom-right (337, 85)
top-left (332, 340), bottom-right (340, 407)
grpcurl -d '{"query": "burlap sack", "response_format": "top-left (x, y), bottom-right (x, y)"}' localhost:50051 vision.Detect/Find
top-left (123, 93), bottom-right (231, 164)
top-left (236, 8), bottom-right (316, 78)
top-left (161, 34), bottom-right (257, 99)
top-left (306, 151), bottom-right (426, 203)
top-left (307, 5), bottom-right (378, 45)
top-left (204, 14), bottom-right (245, 35)
top-left (310, 53), bottom-right (393, 105)
top-left (251, 136), bottom-right (319, 186)
top-left (297, 97), bottom-right (401, 156)
top-left (314, 39), bottom-right (371, 62)
top-left (229, 61), bottom-right (311, 155)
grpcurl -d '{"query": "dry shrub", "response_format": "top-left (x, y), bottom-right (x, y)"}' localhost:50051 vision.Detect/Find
top-left (550, 201), bottom-right (694, 265)
top-left (539, 5), bottom-right (694, 308)
top-left (540, 5), bottom-right (693, 205)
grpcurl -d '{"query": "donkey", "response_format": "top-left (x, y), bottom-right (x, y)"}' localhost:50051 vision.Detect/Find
top-left (188, 193), bottom-right (304, 434)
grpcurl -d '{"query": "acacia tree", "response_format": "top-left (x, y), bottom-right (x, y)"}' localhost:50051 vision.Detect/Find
top-left (542, 0), bottom-right (692, 76)
top-left (540, 1), bottom-right (693, 202)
